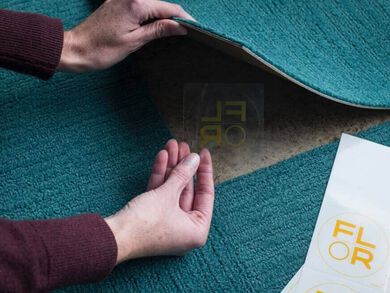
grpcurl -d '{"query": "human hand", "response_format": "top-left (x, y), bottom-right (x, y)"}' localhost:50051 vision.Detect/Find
top-left (58, 0), bottom-right (194, 72)
top-left (105, 140), bottom-right (214, 264)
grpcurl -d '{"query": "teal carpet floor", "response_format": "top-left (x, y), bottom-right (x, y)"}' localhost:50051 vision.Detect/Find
top-left (173, 0), bottom-right (390, 108)
top-left (1, 0), bottom-right (390, 292)
top-left (1, 63), bottom-right (389, 291)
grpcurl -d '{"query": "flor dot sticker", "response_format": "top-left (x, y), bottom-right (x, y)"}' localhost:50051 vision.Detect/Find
top-left (317, 213), bottom-right (389, 278)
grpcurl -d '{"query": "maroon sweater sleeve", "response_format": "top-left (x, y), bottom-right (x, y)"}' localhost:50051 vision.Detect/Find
top-left (0, 9), bottom-right (64, 79)
top-left (0, 214), bottom-right (117, 292)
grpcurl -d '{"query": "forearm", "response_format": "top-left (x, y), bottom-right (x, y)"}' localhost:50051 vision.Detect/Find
top-left (0, 9), bottom-right (63, 79)
top-left (0, 215), bottom-right (117, 292)
top-left (58, 30), bottom-right (89, 73)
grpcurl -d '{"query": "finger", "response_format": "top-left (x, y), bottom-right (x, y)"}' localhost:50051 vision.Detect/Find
top-left (147, 1), bottom-right (195, 21)
top-left (133, 19), bottom-right (187, 46)
top-left (165, 138), bottom-right (179, 179)
top-left (164, 153), bottom-right (200, 197)
top-left (147, 149), bottom-right (168, 191)
top-left (178, 142), bottom-right (194, 211)
top-left (192, 149), bottom-right (214, 221)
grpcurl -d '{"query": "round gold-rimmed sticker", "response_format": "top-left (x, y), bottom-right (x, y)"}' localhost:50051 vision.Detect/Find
top-left (317, 213), bottom-right (389, 278)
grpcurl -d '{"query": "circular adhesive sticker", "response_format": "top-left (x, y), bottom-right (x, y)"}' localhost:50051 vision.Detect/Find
top-left (317, 213), bottom-right (389, 278)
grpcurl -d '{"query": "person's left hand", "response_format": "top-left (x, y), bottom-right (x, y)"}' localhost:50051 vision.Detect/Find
top-left (105, 140), bottom-right (215, 264)
top-left (58, 0), bottom-right (194, 72)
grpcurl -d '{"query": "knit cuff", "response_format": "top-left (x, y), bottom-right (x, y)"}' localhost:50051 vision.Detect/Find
top-left (29, 214), bottom-right (117, 290)
top-left (0, 9), bottom-right (64, 79)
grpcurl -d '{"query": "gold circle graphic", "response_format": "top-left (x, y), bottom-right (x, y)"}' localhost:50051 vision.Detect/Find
top-left (225, 125), bottom-right (246, 147)
top-left (328, 241), bottom-right (350, 261)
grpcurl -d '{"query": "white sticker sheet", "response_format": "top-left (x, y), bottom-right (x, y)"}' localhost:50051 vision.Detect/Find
top-left (282, 134), bottom-right (390, 292)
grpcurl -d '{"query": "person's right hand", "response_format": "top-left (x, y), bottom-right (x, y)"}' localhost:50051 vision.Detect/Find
top-left (105, 140), bottom-right (214, 264)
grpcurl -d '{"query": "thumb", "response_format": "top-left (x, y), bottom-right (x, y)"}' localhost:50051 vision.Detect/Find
top-left (134, 19), bottom-right (187, 46)
top-left (164, 153), bottom-right (200, 196)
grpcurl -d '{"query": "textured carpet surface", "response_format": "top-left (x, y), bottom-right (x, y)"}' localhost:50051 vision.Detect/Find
top-left (173, 0), bottom-right (390, 108)
top-left (1, 62), bottom-right (389, 292)
top-left (2, 1), bottom-right (390, 292)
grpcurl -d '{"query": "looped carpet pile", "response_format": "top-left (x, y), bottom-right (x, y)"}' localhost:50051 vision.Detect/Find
top-left (174, 0), bottom-right (390, 108)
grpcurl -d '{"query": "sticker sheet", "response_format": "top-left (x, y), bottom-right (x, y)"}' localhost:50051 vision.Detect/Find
top-left (282, 134), bottom-right (390, 292)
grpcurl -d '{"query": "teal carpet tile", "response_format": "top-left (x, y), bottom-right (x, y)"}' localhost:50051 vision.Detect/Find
top-left (173, 0), bottom-right (390, 108)
top-left (1, 66), bottom-right (389, 292)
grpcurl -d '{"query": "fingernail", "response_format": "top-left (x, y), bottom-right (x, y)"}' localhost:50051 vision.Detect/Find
top-left (183, 153), bottom-right (200, 167)
top-left (184, 12), bottom-right (196, 22)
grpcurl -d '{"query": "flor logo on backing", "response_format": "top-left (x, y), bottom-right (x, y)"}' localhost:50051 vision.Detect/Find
top-left (317, 213), bottom-right (389, 277)
top-left (200, 100), bottom-right (247, 148)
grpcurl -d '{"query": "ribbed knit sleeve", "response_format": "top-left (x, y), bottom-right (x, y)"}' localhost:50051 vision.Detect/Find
top-left (0, 9), bottom-right (64, 79)
top-left (0, 214), bottom-right (117, 292)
